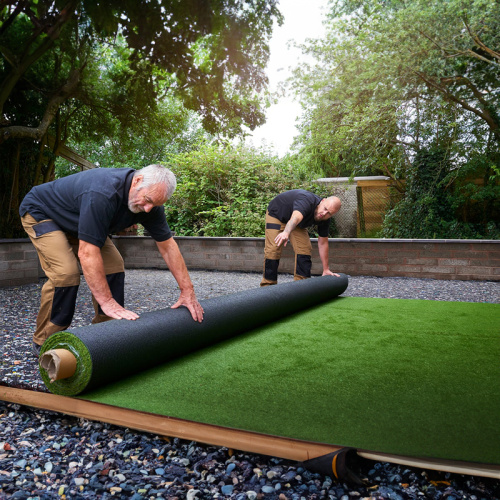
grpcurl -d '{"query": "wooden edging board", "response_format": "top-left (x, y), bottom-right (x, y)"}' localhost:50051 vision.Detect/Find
top-left (0, 387), bottom-right (340, 461)
top-left (357, 451), bottom-right (500, 480)
top-left (1, 386), bottom-right (499, 479)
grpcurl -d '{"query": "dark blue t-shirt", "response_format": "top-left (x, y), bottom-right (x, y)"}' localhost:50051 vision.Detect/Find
top-left (19, 168), bottom-right (172, 248)
top-left (267, 189), bottom-right (330, 237)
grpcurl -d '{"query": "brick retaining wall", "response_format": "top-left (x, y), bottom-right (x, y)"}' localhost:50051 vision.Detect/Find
top-left (0, 239), bottom-right (41, 286)
top-left (2, 237), bottom-right (498, 287)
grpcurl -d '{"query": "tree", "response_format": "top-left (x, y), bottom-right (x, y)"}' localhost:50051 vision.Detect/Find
top-left (290, 0), bottom-right (499, 177)
top-left (55, 39), bottom-right (212, 177)
top-left (289, 0), bottom-right (499, 238)
top-left (0, 0), bottom-right (282, 236)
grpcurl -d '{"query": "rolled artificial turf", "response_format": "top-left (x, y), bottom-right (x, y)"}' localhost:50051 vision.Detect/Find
top-left (81, 297), bottom-right (500, 465)
top-left (40, 275), bottom-right (349, 396)
top-left (39, 276), bottom-right (499, 465)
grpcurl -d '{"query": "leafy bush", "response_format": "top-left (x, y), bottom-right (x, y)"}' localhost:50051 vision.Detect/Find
top-left (164, 144), bottom-right (325, 237)
top-left (382, 148), bottom-right (499, 239)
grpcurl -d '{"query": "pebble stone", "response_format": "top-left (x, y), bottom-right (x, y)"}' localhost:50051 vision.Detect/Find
top-left (1, 270), bottom-right (499, 499)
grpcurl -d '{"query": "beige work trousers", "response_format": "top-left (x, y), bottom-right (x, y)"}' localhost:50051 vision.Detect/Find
top-left (21, 213), bottom-right (125, 345)
top-left (260, 212), bottom-right (312, 286)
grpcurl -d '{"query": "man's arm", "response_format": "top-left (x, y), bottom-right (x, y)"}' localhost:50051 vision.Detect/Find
top-left (275, 210), bottom-right (304, 247)
top-left (318, 236), bottom-right (340, 277)
top-left (156, 238), bottom-right (204, 322)
top-left (78, 241), bottom-right (140, 320)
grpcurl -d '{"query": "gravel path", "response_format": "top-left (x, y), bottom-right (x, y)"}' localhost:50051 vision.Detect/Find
top-left (1, 270), bottom-right (499, 499)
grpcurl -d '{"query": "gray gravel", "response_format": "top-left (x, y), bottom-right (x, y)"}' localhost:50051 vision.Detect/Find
top-left (1, 270), bottom-right (499, 499)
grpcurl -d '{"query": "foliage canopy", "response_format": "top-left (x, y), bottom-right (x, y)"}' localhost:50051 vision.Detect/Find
top-left (164, 144), bottom-right (336, 238)
top-left (0, 0), bottom-right (282, 237)
top-left (290, 0), bottom-right (499, 238)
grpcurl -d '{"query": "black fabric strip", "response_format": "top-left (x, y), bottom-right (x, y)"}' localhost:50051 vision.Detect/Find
top-left (264, 259), bottom-right (280, 281)
top-left (51, 285), bottom-right (79, 326)
top-left (266, 223), bottom-right (282, 230)
top-left (34, 220), bottom-right (62, 237)
top-left (296, 254), bottom-right (312, 278)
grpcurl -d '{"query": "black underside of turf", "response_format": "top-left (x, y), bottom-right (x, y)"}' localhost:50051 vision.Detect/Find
top-left (64, 274), bottom-right (348, 393)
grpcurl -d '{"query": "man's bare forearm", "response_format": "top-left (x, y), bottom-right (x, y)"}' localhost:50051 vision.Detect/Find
top-left (79, 240), bottom-right (139, 320)
top-left (156, 238), bottom-right (194, 292)
top-left (318, 236), bottom-right (339, 277)
top-left (284, 212), bottom-right (302, 235)
top-left (78, 244), bottom-right (113, 305)
top-left (156, 238), bottom-right (204, 322)
top-left (318, 236), bottom-right (330, 272)
top-left (275, 210), bottom-right (304, 247)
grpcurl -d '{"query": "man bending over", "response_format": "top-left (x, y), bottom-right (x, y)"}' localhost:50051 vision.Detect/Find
top-left (261, 189), bottom-right (342, 286)
top-left (20, 164), bottom-right (204, 356)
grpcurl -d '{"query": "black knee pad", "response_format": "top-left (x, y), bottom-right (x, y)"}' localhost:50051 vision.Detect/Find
top-left (51, 285), bottom-right (79, 326)
top-left (107, 271), bottom-right (125, 306)
top-left (264, 259), bottom-right (280, 282)
top-left (296, 254), bottom-right (312, 278)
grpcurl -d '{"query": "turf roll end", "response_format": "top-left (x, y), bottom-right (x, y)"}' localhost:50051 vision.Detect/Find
top-left (39, 332), bottom-right (93, 396)
top-left (300, 448), bottom-right (362, 484)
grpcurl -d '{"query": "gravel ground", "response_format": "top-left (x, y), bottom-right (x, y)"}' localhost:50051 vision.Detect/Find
top-left (0, 270), bottom-right (499, 499)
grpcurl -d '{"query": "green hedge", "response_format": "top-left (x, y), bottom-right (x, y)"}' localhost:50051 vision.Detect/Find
top-left (164, 144), bottom-right (332, 237)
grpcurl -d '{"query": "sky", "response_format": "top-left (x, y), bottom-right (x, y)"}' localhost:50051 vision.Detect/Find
top-left (244, 0), bottom-right (329, 156)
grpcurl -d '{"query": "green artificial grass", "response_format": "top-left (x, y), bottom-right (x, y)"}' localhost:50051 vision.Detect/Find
top-left (80, 297), bottom-right (500, 464)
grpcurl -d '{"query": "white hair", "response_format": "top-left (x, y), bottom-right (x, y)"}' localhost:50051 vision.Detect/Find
top-left (133, 164), bottom-right (177, 201)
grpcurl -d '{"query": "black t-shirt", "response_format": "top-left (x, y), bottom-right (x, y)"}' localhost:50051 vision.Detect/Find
top-left (19, 168), bottom-right (172, 248)
top-left (267, 189), bottom-right (330, 237)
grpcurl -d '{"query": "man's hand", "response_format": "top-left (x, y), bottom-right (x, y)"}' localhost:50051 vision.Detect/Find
top-left (275, 210), bottom-right (303, 247)
top-left (100, 298), bottom-right (140, 321)
top-left (171, 289), bottom-right (204, 322)
top-left (322, 269), bottom-right (340, 278)
top-left (156, 238), bottom-right (204, 323)
top-left (274, 231), bottom-right (290, 247)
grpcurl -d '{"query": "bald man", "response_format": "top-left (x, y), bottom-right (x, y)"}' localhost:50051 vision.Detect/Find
top-left (260, 189), bottom-right (342, 286)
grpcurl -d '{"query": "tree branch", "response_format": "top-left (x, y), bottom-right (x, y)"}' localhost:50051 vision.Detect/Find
top-left (440, 75), bottom-right (490, 108)
top-left (381, 163), bottom-right (406, 194)
top-left (0, 0), bottom-right (77, 115)
top-left (418, 24), bottom-right (499, 65)
top-left (414, 70), bottom-right (499, 139)
top-left (0, 0), bottom-right (28, 37)
top-left (0, 68), bottom-right (81, 143)
top-left (417, 29), bottom-right (452, 56)
top-left (463, 18), bottom-right (500, 62)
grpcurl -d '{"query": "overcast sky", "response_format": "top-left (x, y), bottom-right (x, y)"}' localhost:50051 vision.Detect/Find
top-left (244, 0), bottom-right (328, 156)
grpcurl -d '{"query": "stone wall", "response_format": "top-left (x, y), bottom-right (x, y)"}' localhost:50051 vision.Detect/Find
top-left (0, 239), bottom-right (41, 286)
top-left (2, 237), bottom-right (497, 287)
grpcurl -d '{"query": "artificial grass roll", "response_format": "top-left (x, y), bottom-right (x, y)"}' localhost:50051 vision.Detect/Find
top-left (39, 274), bottom-right (348, 396)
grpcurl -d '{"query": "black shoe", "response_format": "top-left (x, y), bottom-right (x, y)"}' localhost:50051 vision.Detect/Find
top-left (32, 341), bottom-right (42, 357)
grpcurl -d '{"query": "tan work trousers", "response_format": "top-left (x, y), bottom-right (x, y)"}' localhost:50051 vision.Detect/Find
top-left (260, 212), bottom-right (312, 286)
top-left (21, 214), bottom-right (125, 345)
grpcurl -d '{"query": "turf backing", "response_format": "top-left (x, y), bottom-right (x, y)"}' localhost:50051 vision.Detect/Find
top-left (40, 275), bottom-right (348, 395)
top-left (81, 297), bottom-right (500, 465)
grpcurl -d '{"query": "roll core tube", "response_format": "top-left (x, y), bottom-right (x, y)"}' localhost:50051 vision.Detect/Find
top-left (40, 349), bottom-right (78, 382)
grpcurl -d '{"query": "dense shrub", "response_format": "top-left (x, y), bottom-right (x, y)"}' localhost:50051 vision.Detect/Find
top-left (381, 148), bottom-right (499, 239)
top-left (164, 144), bottom-right (328, 237)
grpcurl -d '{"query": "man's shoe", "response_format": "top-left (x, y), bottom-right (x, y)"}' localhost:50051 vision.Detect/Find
top-left (32, 341), bottom-right (42, 357)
